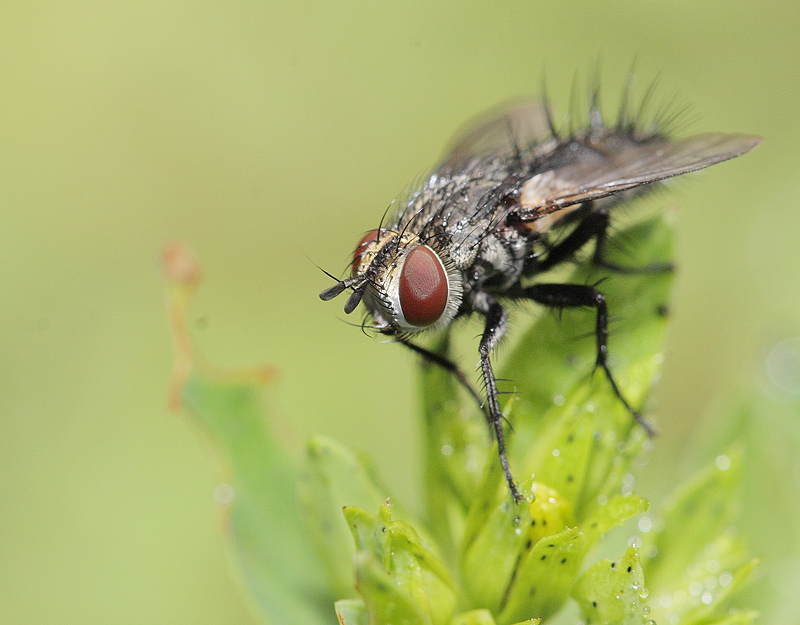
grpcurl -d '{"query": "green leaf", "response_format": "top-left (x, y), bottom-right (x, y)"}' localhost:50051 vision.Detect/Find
top-left (459, 460), bottom-right (536, 612)
top-left (181, 374), bottom-right (331, 625)
top-left (641, 450), bottom-right (743, 591)
top-left (502, 214), bottom-right (674, 462)
top-left (165, 248), bottom-right (331, 625)
top-left (344, 501), bottom-right (457, 625)
top-left (335, 599), bottom-right (368, 625)
top-left (697, 610), bottom-right (760, 625)
top-left (494, 494), bottom-right (648, 624)
top-left (649, 557), bottom-right (759, 625)
top-left (572, 545), bottom-right (650, 625)
top-left (518, 376), bottom-right (648, 521)
top-left (451, 609), bottom-right (498, 625)
top-left (298, 435), bottom-right (391, 599)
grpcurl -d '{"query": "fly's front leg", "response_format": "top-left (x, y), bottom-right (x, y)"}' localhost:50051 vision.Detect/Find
top-left (519, 283), bottom-right (656, 436)
top-left (474, 294), bottom-right (522, 503)
top-left (395, 337), bottom-right (484, 409)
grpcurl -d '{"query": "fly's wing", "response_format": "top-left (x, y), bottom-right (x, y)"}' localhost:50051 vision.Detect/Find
top-left (517, 131), bottom-right (762, 218)
top-left (440, 100), bottom-right (556, 168)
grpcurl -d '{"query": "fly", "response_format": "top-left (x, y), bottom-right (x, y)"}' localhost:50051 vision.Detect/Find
top-left (319, 85), bottom-right (761, 503)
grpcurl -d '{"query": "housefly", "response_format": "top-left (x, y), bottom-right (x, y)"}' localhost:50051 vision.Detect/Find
top-left (319, 88), bottom-right (761, 503)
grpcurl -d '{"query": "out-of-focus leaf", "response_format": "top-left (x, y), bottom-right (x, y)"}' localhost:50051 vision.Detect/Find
top-left (572, 545), bottom-right (650, 625)
top-left (641, 450), bottom-right (742, 591)
top-left (451, 609), bottom-right (497, 625)
top-left (501, 215), bottom-right (674, 462)
top-left (180, 374), bottom-right (332, 624)
top-left (335, 599), bottom-right (368, 625)
top-left (649, 553), bottom-right (759, 625)
top-left (344, 501), bottom-right (456, 625)
top-left (698, 610), bottom-right (759, 625)
top-left (298, 435), bottom-right (390, 599)
top-left (165, 245), bottom-right (331, 625)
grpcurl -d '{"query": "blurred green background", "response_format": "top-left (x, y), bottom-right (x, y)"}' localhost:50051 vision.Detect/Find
top-left (2, 1), bottom-right (798, 623)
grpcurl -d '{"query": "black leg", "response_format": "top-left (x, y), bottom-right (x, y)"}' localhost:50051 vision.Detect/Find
top-left (591, 214), bottom-right (674, 274)
top-left (535, 208), bottom-right (673, 275)
top-left (395, 337), bottom-right (484, 410)
top-left (535, 209), bottom-right (604, 272)
top-left (516, 282), bottom-right (656, 436)
top-left (475, 298), bottom-right (522, 503)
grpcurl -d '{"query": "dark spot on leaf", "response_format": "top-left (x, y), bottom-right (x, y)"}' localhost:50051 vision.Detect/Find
top-left (531, 519), bottom-right (536, 526)
top-left (592, 601), bottom-right (597, 608)
top-left (525, 539), bottom-right (532, 549)
top-left (657, 303), bottom-right (670, 317)
top-left (567, 474), bottom-right (574, 482)
top-left (548, 543), bottom-right (555, 548)
top-left (611, 562), bottom-right (616, 568)
top-left (530, 587), bottom-right (536, 597)
top-left (542, 519), bottom-right (547, 526)
top-left (627, 566), bottom-right (632, 573)
top-left (541, 554), bottom-right (547, 561)
top-left (561, 557), bottom-right (567, 564)
top-left (567, 434), bottom-right (574, 443)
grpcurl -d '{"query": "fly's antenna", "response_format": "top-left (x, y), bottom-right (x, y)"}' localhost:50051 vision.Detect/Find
top-left (319, 274), bottom-right (367, 304)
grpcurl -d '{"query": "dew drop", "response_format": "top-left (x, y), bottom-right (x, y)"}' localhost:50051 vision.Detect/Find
top-left (212, 482), bottom-right (235, 504)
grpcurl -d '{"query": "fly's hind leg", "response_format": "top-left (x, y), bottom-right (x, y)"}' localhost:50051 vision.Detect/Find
top-left (535, 206), bottom-right (673, 275)
top-left (515, 282), bottom-right (656, 436)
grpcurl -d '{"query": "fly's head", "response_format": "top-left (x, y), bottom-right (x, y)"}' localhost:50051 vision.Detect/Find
top-left (320, 228), bottom-right (463, 336)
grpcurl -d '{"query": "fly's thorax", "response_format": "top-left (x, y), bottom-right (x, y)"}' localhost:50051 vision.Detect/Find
top-left (352, 230), bottom-right (463, 333)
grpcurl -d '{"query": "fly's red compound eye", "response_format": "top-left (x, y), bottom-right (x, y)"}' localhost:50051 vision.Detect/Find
top-left (352, 229), bottom-right (381, 275)
top-left (399, 245), bottom-right (448, 327)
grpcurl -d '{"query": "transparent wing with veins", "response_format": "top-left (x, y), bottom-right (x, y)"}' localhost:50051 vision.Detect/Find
top-left (436, 100), bottom-right (762, 225)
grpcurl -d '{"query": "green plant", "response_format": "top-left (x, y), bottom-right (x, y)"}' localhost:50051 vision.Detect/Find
top-left (163, 215), bottom-right (757, 625)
